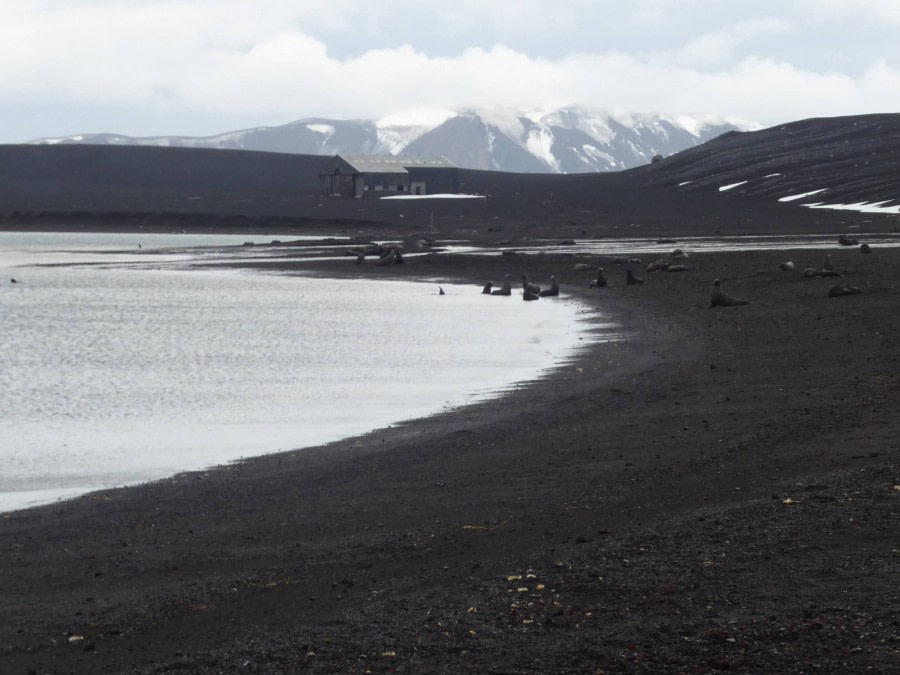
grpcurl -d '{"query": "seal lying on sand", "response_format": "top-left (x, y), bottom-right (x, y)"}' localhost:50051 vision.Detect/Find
top-left (523, 288), bottom-right (540, 301)
top-left (626, 270), bottom-right (644, 285)
top-left (838, 234), bottom-right (859, 246)
top-left (539, 276), bottom-right (560, 297)
top-left (780, 261), bottom-right (795, 271)
top-left (860, 243), bottom-right (872, 254)
top-left (710, 279), bottom-right (749, 307)
top-left (804, 268), bottom-right (841, 278)
top-left (823, 255), bottom-right (834, 271)
top-left (491, 274), bottom-right (512, 296)
top-left (828, 285), bottom-right (862, 297)
top-left (588, 268), bottom-right (608, 288)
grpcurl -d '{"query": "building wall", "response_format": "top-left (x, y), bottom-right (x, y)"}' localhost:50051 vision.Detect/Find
top-left (407, 167), bottom-right (459, 194)
top-left (362, 172), bottom-right (409, 195)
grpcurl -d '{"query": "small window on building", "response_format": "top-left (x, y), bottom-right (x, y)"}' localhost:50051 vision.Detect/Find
top-left (397, 185), bottom-right (404, 191)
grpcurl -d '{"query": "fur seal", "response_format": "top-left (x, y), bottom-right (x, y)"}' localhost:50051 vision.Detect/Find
top-left (521, 274), bottom-right (541, 295)
top-left (646, 259), bottom-right (670, 272)
top-left (375, 248), bottom-right (397, 266)
top-left (439, 287), bottom-right (445, 295)
top-left (823, 255), bottom-right (834, 271)
top-left (860, 243), bottom-right (872, 254)
top-left (573, 263), bottom-right (593, 271)
top-left (491, 274), bottom-right (512, 296)
top-left (828, 285), bottom-right (861, 297)
top-left (539, 276), bottom-right (560, 297)
top-left (665, 264), bottom-right (692, 273)
top-left (355, 253), bottom-right (365, 264)
top-left (804, 267), bottom-right (841, 278)
top-left (779, 261), bottom-right (795, 271)
top-left (838, 234), bottom-right (859, 246)
top-left (523, 288), bottom-right (540, 301)
top-left (482, 282), bottom-right (493, 294)
top-left (10, 278), bottom-right (18, 284)
top-left (709, 279), bottom-right (749, 307)
top-left (588, 268), bottom-right (608, 288)
top-left (626, 270), bottom-right (644, 285)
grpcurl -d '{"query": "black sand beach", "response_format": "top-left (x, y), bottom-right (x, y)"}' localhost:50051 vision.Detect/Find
top-left (1, 232), bottom-right (898, 673)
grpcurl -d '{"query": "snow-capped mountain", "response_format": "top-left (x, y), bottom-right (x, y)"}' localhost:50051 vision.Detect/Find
top-left (28, 107), bottom-right (759, 174)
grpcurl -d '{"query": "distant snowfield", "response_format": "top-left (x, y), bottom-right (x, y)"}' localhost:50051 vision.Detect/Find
top-left (380, 193), bottom-right (486, 200)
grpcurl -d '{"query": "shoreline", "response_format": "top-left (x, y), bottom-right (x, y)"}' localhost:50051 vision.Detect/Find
top-left (0, 247), bottom-right (607, 515)
top-left (1, 238), bottom-right (898, 672)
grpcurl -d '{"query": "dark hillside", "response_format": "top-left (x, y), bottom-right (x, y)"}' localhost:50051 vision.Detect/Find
top-left (0, 144), bottom-right (323, 215)
top-left (1, 113), bottom-right (898, 237)
top-left (638, 113), bottom-right (900, 206)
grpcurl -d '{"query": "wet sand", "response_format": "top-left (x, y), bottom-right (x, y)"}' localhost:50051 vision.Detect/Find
top-left (1, 238), bottom-right (898, 673)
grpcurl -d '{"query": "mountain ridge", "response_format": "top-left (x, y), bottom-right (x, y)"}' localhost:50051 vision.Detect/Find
top-left (26, 107), bottom-right (758, 174)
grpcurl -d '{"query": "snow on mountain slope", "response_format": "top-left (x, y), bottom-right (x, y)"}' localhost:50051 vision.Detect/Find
top-left (27, 107), bottom-right (758, 174)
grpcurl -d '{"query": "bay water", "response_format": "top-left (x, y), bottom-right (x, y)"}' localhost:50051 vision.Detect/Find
top-left (0, 232), bottom-right (609, 512)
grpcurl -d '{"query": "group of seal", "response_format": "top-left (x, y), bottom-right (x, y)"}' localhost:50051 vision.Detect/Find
top-left (374, 247), bottom-right (404, 266)
top-left (483, 274), bottom-right (512, 296)
top-left (481, 273), bottom-right (561, 301)
top-left (779, 250), bottom-right (874, 299)
top-left (348, 243), bottom-right (405, 265)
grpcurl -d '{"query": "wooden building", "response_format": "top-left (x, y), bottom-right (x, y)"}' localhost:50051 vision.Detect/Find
top-left (319, 155), bottom-right (458, 198)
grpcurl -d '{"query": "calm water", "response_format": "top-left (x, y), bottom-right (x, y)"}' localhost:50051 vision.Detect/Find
top-left (0, 232), bottom-right (612, 512)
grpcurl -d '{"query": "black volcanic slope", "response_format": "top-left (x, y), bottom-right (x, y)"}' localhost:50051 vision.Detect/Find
top-left (0, 144), bottom-right (329, 222)
top-left (638, 112), bottom-right (900, 206)
top-left (1, 113), bottom-right (898, 236)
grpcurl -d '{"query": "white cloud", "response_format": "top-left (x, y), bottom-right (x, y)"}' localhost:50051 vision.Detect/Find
top-left (651, 18), bottom-right (792, 69)
top-left (1, 1), bottom-right (899, 141)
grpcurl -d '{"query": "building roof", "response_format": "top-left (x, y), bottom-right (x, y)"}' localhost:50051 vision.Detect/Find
top-left (337, 154), bottom-right (456, 174)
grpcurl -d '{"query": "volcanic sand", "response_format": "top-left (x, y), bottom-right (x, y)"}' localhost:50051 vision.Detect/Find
top-left (0, 235), bottom-right (897, 673)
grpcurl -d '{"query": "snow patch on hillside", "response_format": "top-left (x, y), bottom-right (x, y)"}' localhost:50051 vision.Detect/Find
top-left (306, 124), bottom-right (335, 135)
top-left (779, 188), bottom-right (827, 201)
top-left (525, 127), bottom-right (559, 172)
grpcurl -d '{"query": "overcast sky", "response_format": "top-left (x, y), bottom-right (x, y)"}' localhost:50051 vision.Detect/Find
top-left (2, 0), bottom-right (899, 142)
